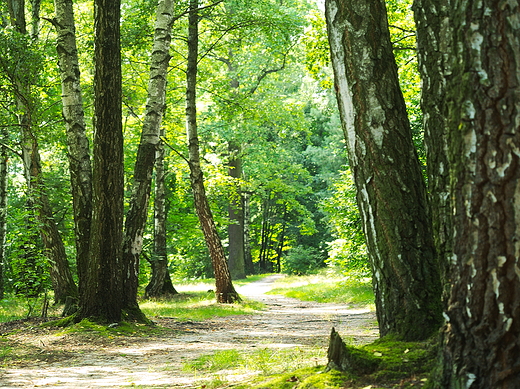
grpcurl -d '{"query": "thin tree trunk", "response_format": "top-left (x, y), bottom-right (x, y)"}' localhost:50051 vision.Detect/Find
top-left (325, 0), bottom-right (442, 341)
top-left (186, 0), bottom-right (239, 303)
top-left (243, 190), bottom-right (254, 274)
top-left (227, 142), bottom-right (246, 280)
top-left (77, 0), bottom-right (123, 323)
top-left (433, 1), bottom-right (520, 387)
top-left (0, 129), bottom-right (7, 299)
top-left (51, 0), bottom-right (92, 300)
top-left (121, 0), bottom-right (175, 318)
top-left (145, 138), bottom-right (177, 297)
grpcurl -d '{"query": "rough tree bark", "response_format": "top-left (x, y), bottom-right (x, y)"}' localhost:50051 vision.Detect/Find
top-left (186, 0), bottom-right (239, 303)
top-left (76, 0), bottom-right (123, 323)
top-left (8, 0), bottom-right (78, 304)
top-left (121, 0), bottom-right (175, 318)
top-left (325, 0), bottom-right (442, 340)
top-left (51, 0), bottom-right (93, 300)
top-left (413, 0), bottom-right (452, 297)
top-left (433, 1), bottom-right (520, 387)
top-left (145, 137), bottom-right (178, 298)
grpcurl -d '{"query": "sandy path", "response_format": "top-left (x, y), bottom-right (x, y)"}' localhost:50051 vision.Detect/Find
top-left (0, 275), bottom-right (378, 388)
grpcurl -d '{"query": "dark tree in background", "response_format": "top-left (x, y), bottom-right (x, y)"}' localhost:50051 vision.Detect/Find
top-left (325, 0), bottom-right (442, 341)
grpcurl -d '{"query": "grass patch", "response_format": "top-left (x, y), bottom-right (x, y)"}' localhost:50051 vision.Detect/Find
top-left (184, 346), bottom-right (324, 375)
top-left (268, 273), bottom-right (374, 307)
top-left (0, 295), bottom-right (62, 322)
top-left (140, 291), bottom-right (263, 322)
top-left (55, 319), bottom-right (160, 337)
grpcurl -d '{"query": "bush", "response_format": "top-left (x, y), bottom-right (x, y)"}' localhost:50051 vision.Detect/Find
top-left (281, 246), bottom-right (325, 275)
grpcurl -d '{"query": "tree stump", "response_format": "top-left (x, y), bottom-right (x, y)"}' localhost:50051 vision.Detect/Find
top-left (327, 327), bottom-right (379, 374)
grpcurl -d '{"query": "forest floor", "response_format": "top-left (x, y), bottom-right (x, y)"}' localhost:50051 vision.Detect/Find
top-left (0, 275), bottom-right (378, 388)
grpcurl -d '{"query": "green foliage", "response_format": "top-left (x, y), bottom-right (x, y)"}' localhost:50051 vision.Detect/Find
top-left (322, 170), bottom-right (370, 276)
top-left (281, 246), bottom-right (325, 275)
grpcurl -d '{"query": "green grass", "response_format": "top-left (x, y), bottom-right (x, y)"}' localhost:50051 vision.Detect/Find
top-left (268, 273), bottom-right (375, 307)
top-left (184, 346), bottom-right (324, 375)
top-left (140, 291), bottom-right (263, 322)
top-left (0, 295), bottom-right (62, 322)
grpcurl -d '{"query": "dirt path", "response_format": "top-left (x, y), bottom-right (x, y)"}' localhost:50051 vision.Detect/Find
top-left (0, 275), bottom-right (378, 388)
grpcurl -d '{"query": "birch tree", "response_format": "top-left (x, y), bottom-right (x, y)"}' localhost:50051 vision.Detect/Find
top-left (51, 0), bottom-right (92, 300)
top-left (432, 1), bottom-right (520, 387)
top-left (6, 0), bottom-right (78, 304)
top-left (121, 0), bottom-right (176, 317)
top-left (325, 0), bottom-right (442, 340)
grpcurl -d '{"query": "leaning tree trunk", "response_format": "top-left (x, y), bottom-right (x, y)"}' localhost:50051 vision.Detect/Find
top-left (8, 0), bottom-right (78, 304)
top-left (52, 0), bottom-right (93, 299)
top-left (76, 0), bottom-right (123, 323)
top-left (325, 0), bottom-right (442, 341)
top-left (186, 0), bottom-right (239, 303)
top-left (413, 0), bottom-right (452, 299)
top-left (433, 2), bottom-right (520, 388)
top-left (121, 0), bottom-right (175, 318)
top-left (145, 137), bottom-right (177, 298)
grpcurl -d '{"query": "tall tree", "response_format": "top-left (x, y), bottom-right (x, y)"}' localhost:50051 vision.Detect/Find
top-left (432, 1), bottom-right (520, 387)
top-left (325, 0), bottom-right (442, 340)
top-left (76, 0), bottom-right (124, 322)
top-left (51, 0), bottom-right (93, 301)
top-left (121, 0), bottom-right (175, 318)
top-left (7, 0), bottom-right (78, 304)
top-left (0, 127), bottom-right (7, 299)
top-left (413, 0), bottom-right (452, 296)
top-left (145, 137), bottom-right (177, 297)
top-left (186, 0), bottom-right (239, 303)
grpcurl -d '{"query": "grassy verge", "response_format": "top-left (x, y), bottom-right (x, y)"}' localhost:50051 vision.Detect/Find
top-left (268, 272), bottom-right (375, 307)
top-left (140, 291), bottom-right (263, 322)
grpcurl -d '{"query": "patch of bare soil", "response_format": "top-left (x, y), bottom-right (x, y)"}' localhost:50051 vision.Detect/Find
top-left (0, 275), bottom-right (378, 388)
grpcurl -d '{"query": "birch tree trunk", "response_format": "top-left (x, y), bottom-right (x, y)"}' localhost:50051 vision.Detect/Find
top-left (8, 0), bottom-right (78, 304)
top-left (433, 1), bottom-right (520, 387)
top-left (325, 0), bottom-right (442, 341)
top-left (76, 0), bottom-right (123, 323)
top-left (121, 0), bottom-right (175, 319)
top-left (186, 0), bottom-right (239, 303)
top-left (145, 138), bottom-right (177, 297)
top-left (413, 0), bottom-right (452, 299)
top-left (52, 0), bottom-right (92, 299)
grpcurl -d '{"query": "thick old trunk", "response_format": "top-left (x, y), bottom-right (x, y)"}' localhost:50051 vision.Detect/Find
top-left (186, 0), bottom-right (239, 303)
top-left (325, 0), bottom-right (442, 341)
top-left (121, 0), bottom-right (175, 316)
top-left (145, 139), bottom-right (177, 298)
top-left (433, 2), bottom-right (520, 387)
top-left (52, 0), bottom-right (92, 298)
top-left (413, 0), bottom-right (452, 298)
top-left (77, 0), bottom-right (123, 323)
